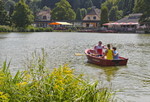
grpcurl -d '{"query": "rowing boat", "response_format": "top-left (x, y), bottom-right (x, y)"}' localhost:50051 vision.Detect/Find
top-left (85, 49), bottom-right (128, 66)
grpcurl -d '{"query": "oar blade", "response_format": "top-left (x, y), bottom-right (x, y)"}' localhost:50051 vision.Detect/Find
top-left (74, 53), bottom-right (85, 56)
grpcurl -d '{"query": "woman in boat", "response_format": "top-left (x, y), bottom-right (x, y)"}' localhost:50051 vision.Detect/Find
top-left (104, 44), bottom-right (113, 60)
top-left (94, 41), bottom-right (105, 57)
top-left (113, 47), bottom-right (119, 60)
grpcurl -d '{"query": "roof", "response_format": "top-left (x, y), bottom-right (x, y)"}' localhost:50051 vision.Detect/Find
top-left (103, 13), bottom-right (143, 26)
top-left (87, 8), bottom-right (100, 17)
top-left (116, 13), bottom-right (143, 23)
top-left (37, 10), bottom-right (51, 16)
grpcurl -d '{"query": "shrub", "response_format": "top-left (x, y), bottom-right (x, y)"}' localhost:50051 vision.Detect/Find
top-left (44, 27), bottom-right (53, 32)
top-left (0, 26), bottom-right (12, 32)
top-left (0, 49), bottom-right (115, 102)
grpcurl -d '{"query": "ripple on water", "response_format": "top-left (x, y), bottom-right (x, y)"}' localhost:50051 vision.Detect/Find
top-left (0, 32), bottom-right (150, 102)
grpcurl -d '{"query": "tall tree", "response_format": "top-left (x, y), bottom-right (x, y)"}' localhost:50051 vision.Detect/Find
top-left (51, 0), bottom-right (76, 20)
top-left (101, 6), bottom-right (109, 25)
top-left (93, 0), bottom-right (106, 8)
top-left (109, 6), bottom-right (122, 21)
top-left (80, 8), bottom-right (87, 19)
top-left (134, 0), bottom-right (150, 22)
top-left (41, 0), bottom-right (60, 9)
top-left (0, 0), bottom-right (9, 25)
top-left (76, 8), bottom-right (82, 20)
top-left (101, 0), bottom-right (114, 10)
top-left (84, 0), bottom-right (93, 9)
top-left (12, 0), bottom-right (34, 27)
top-left (133, 0), bottom-right (144, 13)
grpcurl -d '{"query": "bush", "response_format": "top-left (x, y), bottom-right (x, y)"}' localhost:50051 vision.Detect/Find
top-left (44, 27), bottom-right (53, 32)
top-left (0, 26), bottom-right (12, 32)
top-left (0, 49), bottom-right (115, 102)
top-left (16, 26), bottom-right (53, 32)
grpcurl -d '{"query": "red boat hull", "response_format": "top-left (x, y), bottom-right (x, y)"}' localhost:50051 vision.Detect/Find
top-left (85, 49), bottom-right (128, 66)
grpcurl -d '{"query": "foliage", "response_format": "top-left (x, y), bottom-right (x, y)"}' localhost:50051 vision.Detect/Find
top-left (76, 8), bottom-right (82, 20)
top-left (0, 0), bottom-right (10, 25)
top-left (12, 0), bottom-right (34, 28)
top-left (51, 0), bottom-right (76, 20)
top-left (80, 8), bottom-right (87, 19)
top-left (102, 0), bottom-right (134, 21)
top-left (0, 25), bottom-right (53, 32)
top-left (116, 0), bottom-right (134, 16)
top-left (101, 6), bottom-right (109, 25)
top-left (84, 0), bottom-right (93, 9)
top-left (17, 26), bottom-right (53, 32)
top-left (41, 0), bottom-right (60, 9)
top-left (0, 49), bottom-right (115, 102)
top-left (0, 25), bottom-right (13, 32)
top-left (109, 6), bottom-right (123, 21)
top-left (134, 0), bottom-right (150, 22)
top-left (133, 0), bottom-right (144, 13)
top-left (76, 8), bottom-right (87, 20)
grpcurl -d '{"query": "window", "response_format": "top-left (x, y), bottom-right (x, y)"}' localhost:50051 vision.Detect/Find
top-left (93, 16), bottom-right (96, 19)
top-left (43, 16), bottom-right (47, 19)
top-left (88, 17), bottom-right (90, 20)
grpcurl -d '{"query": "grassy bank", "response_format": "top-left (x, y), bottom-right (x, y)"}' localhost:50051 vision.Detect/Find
top-left (0, 25), bottom-right (53, 32)
top-left (0, 49), bottom-right (115, 102)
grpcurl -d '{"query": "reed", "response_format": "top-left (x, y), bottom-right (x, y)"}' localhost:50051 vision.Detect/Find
top-left (0, 49), bottom-right (115, 102)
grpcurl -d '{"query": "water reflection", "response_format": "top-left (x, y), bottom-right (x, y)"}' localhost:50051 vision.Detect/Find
top-left (85, 62), bottom-right (121, 82)
top-left (100, 67), bottom-right (120, 82)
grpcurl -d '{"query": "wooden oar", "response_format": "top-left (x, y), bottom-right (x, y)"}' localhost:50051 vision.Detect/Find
top-left (75, 53), bottom-right (86, 56)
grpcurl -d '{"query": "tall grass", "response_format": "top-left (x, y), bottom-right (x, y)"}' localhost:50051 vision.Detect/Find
top-left (0, 49), bottom-right (115, 102)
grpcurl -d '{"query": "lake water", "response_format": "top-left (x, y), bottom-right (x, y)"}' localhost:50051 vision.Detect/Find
top-left (0, 32), bottom-right (150, 102)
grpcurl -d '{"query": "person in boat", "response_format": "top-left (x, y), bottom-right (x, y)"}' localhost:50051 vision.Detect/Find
top-left (104, 44), bottom-right (113, 60)
top-left (113, 47), bottom-right (119, 60)
top-left (94, 41), bottom-right (105, 57)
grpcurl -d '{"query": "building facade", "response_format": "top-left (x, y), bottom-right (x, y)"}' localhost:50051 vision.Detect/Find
top-left (82, 7), bottom-right (101, 28)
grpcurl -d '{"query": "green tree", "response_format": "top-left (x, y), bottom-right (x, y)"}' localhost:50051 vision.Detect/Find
top-left (109, 6), bottom-right (122, 21)
top-left (117, 0), bottom-right (134, 15)
top-left (41, 0), bottom-right (60, 9)
top-left (51, 0), bottom-right (76, 20)
top-left (93, 0), bottom-right (106, 8)
top-left (0, 0), bottom-right (9, 25)
top-left (80, 8), bottom-right (87, 19)
top-left (102, 0), bottom-right (114, 10)
top-left (139, 0), bottom-right (150, 22)
top-left (133, 0), bottom-right (144, 13)
top-left (76, 8), bottom-right (82, 20)
top-left (134, 0), bottom-right (150, 22)
top-left (12, 0), bottom-right (34, 28)
top-left (101, 6), bottom-right (109, 25)
top-left (84, 0), bottom-right (93, 9)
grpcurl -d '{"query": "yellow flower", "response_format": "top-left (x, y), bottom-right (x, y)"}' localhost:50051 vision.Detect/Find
top-left (64, 70), bottom-right (73, 74)
top-left (24, 74), bottom-right (31, 81)
top-left (59, 87), bottom-right (64, 91)
top-left (54, 85), bottom-right (59, 89)
top-left (0, 92), bottom-right (4, 95)
top-left (0, 92), bottom-right (9, 101)
top-left (16, 82), bottom-right (28, 86)
top-left (46, 94), bottom-right (52, 97)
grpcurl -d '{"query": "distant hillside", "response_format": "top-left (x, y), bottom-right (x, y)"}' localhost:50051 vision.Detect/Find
top-left (3, 0), bottom-right (149, 22)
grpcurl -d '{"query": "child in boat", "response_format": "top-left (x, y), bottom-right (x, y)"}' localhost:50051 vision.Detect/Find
top-left (94, 41), bottom-right (105, 57)
top-left (104, 44), bottom-right (113, 60)
top-left (113, 47), bottom-right (119, 60)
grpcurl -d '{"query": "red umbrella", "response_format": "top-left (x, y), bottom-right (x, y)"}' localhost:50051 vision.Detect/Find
top-left (103, 23), bottom-right (111, 26)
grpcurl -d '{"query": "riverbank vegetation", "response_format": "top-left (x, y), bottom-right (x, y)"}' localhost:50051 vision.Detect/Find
top-left (0, 49), bottom-right (115, 102)
top-left (0, 25), bottom-right (53, 32)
